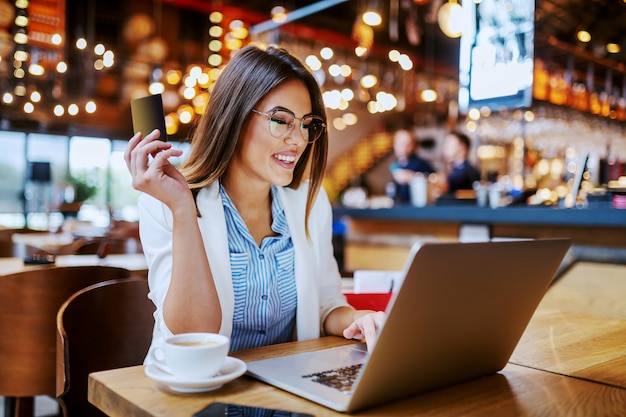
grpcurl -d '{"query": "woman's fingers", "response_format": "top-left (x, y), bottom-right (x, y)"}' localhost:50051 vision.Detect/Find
top-left (124, 132), bottom-right (143, 169)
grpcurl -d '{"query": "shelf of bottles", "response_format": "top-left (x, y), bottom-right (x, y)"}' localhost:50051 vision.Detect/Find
top-left (533, 58), bottom-right (626, 122)
top-left (464, 55), bottom-right (626, 207)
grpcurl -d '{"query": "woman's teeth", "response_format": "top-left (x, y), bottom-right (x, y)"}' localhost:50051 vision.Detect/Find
top-left (275, 154), bottom-right (295, 163)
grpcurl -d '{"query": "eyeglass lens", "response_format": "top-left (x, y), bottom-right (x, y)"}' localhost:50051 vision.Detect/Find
top-left (268, 110), bottom-right (325, 143)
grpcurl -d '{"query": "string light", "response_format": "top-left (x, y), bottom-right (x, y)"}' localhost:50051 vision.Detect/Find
top-left (607, 43), bottom-right (620, 54)
top-left (320, 47), bottom-right (334, 60)
top-left (360, 74), bottom-right (378, 89)
top-left (68, 103), bottom-right (79, 116)
top-left (94, 43), bottom-right (105, 55)
top-left (85, 101), bottom-right (97, 113)
top-left (53, 104), bottom-right (65, 116)
top-left (15, 12), bottom-right (28, 27)
top-left (577, 30), bottom-right (591, 43)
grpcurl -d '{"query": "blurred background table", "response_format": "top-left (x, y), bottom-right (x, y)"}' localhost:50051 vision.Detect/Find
top-left (0, 254), bottom-right (147, 277)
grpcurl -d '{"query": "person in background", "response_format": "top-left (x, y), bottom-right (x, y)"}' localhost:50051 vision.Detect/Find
top-left (440, 131), bottom-right (481, 194)
top-left (124, 45), bottom-right (385, 359)
top-left (389, 129), bottom-right (435, 203)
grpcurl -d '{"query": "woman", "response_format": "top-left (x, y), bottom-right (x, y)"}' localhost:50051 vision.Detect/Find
top-left (125, 45), bottom-right (384, 356)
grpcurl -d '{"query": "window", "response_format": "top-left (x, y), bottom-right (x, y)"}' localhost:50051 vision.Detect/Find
top-left (0, 131), bottom-right (26, 226)
top-left (0, 131), bottom-right (190, 228)
top-left (110, 140), bottom-right (140, 221)
top-left (25, 134), bottom-right (70, 229)
top-left (69, 136), bottom-right (112, 226)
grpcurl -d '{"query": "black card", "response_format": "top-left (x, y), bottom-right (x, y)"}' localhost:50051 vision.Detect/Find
top-left (130, 94), bottom-right (168, 141)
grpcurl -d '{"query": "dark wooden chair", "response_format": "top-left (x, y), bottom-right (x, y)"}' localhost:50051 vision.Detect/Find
top-left (0, 266), bottom-right (131, 417)
top-left (56, 277), bottom-right (154, 417)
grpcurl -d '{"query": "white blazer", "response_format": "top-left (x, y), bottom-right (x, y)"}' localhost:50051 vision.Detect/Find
top-left (138, 181), bottom-right (349, 355)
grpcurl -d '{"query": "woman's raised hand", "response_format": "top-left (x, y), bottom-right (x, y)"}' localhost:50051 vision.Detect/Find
top-left (124, 129), bottom-right (192, 210)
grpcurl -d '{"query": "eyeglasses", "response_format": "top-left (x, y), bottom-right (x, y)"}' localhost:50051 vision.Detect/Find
top-left (251, 108), bottom-right (326, 144)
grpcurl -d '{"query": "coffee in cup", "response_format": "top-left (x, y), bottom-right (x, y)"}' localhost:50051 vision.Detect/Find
top-left (150, 332), bottom-right (229, 380)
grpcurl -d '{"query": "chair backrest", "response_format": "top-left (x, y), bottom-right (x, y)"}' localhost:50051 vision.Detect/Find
top-left (0, 266), bottom-right (131, 398)
top-left (0, 240), bottom-right (14, 257)
top-left (56, 277), bottom-right (154, 417)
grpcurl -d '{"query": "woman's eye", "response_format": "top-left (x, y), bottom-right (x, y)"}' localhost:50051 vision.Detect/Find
top-left (271, 117), bottom-right (289, 125)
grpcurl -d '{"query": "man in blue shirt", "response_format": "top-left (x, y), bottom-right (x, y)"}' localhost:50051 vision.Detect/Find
top-left (441, 131), bottom-right (481, 194)
top-left (389, 129), bottom-right (436, 204)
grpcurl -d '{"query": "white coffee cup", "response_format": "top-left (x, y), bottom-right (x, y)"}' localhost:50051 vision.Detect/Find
top-left (149, 332), bottom-right (229, 380)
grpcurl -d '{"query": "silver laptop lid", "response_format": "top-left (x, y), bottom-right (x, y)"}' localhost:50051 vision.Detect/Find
top-left (348, 238), bottom-right (571, 411)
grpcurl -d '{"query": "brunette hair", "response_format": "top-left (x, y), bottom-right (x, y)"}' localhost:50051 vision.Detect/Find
top-left (450, 131), bottom-right (471, 152)
top-left (179, 44), bottom-right (328, 232)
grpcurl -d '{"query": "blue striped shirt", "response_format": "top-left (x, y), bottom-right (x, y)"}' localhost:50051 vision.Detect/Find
top-left (220, 184), bottom-right (297, 351)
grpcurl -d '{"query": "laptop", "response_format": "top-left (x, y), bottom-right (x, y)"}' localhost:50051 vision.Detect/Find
top-left (246, 238), bottom-right (571, 413)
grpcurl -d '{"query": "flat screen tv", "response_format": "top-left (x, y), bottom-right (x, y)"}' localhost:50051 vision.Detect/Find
top-left (458, 0), bottom-right (535, 114)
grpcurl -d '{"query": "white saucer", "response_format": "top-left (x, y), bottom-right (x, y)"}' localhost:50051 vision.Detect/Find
top-left (145, 356), bottom-right (247, 393)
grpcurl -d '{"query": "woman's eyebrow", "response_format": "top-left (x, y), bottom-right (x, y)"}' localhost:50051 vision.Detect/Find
top-left (268, 105), bottom-right (293, 114)
top-left (269, 106), bottom-right (317, 118)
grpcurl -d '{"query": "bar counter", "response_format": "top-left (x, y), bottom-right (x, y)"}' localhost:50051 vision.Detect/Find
top-left (333, 205), bottom-right (626, 228)
top-left (332, 205), bottom-right (626, 271)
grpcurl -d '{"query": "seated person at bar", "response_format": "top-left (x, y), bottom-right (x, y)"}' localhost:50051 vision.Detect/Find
top-left (439, 131), bottom-right (480, 195)
top-left (124, 45), bottom-right (385, 358)
top-left (389, 129), bottom-right (435, 203)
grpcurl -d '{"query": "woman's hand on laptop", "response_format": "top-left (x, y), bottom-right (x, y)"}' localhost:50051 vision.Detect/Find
top-left (343, 311), bottom-right (386, 351)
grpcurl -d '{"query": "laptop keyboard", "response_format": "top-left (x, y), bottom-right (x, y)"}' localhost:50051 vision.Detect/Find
top-left (302, 363), bottom-right (363, 394)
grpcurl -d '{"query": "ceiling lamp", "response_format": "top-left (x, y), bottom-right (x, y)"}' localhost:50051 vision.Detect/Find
top-left (437, 0), bottom-right (465, 38)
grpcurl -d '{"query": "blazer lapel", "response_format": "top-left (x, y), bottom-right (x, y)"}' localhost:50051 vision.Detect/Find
top-left (196, 182), bottom-right (235, 337)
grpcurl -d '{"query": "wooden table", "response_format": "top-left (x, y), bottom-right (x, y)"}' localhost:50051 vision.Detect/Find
top-left (55, 254), bottom-right (148, 275)
top-left (510, 261), bottom-right (626, 389)
top-left (89, 262), bottom-right (626, 416)
top-left (11, 232), bottom-right (76, 254)
top-left (0, 257), bottom-right (39, 275)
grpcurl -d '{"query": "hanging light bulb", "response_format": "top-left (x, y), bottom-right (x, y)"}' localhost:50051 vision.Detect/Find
top-left (438, 0), bottom-right (465, 38)
top-left (362, 11), bottom-right (382, 26)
